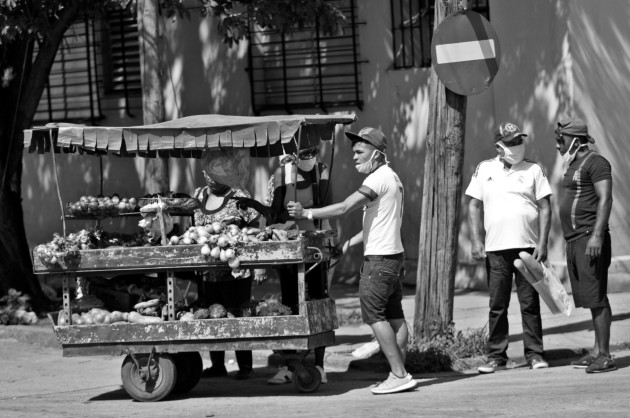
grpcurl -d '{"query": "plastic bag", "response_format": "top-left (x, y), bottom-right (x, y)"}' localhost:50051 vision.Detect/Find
top-left (532, 262), bottom-right (574, 316)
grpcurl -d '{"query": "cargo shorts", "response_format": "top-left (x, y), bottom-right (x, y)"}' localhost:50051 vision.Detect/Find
top-left (359, 253), bottom-right (405, 325)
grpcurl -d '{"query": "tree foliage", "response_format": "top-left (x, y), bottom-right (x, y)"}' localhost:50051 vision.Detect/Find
top-left (0, 0), bottom-right (345, 311)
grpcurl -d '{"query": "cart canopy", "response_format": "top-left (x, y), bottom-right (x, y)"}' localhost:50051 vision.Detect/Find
top-left (23, 114), bottom-right (356, 158)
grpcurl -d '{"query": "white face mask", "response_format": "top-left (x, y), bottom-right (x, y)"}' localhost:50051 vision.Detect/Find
top-left (562, 137), bottom-right (585, 167)
top-left (298, 158), bottom-right (317, 172)
top-left (497, 143), bottom-right (525, 165)
top-left (356, 150), bottom-right (381, 174)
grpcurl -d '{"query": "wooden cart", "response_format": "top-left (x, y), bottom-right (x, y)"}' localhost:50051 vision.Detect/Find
top-left (24, 114), bottom-right (356, 401)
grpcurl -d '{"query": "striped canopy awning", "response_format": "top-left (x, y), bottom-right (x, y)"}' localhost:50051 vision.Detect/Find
top-left (23, 114), bottom-right (357, 158)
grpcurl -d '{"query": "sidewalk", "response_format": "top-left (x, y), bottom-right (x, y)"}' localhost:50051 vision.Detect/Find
top-left (2, 284), bottom-right (630, 374)
top-left (318, 286), bottom-right (630, 373)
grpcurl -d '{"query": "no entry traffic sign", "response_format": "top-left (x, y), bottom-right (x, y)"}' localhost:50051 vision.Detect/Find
top-left (431, 10), bottom-right (500, 96)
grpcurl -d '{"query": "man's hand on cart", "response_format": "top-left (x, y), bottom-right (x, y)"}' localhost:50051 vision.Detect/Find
top-left (286, 201), bottom-right (305, 218)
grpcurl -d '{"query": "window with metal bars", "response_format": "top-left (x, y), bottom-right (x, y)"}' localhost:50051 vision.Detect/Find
top-left (34, 9), bottom-right (141, 124)
top-left (391, 0), bottom-right (490, 69)
top-left (247, 0), bottom-right (364, 114)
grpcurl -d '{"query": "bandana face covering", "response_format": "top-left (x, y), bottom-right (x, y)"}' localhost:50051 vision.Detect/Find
top-left (203, 171), bottom-right (231, 195)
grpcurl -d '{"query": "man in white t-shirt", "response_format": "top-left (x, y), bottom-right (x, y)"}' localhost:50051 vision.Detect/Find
top-left (466, 122), bottom-right (552, 374)
top-left (287, 127), bottom-right (415, 395)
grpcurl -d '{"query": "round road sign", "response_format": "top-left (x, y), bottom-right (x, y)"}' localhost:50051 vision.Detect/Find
top-left (431, 10), bottom-right (501, 96)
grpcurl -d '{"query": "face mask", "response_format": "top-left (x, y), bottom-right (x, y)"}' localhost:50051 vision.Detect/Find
top-left (497, 143), bottom-right (525, 165)
top-left (562, 137), bottom-right (585, 166)
top-left (356, 150), bottom-right (380, 174)
top-left (204, 171), bottom-right (231, 195)
top-left (298, 158), bottom-right (317, 172)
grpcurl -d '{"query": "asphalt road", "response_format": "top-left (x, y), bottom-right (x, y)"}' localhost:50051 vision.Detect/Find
top-left (1, 336), bottom-right (629, 417)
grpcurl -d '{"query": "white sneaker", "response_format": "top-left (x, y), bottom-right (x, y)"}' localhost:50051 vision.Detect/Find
top-left (267, 366), bottom-right (292, 385)
top-left (316, 365), bottom-right (328, 384)
top-left (371, 372), bottom-right (417, 395)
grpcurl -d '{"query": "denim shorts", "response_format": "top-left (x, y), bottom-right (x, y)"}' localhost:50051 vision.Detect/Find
top-left (359, 254), bottom-right (405, 325)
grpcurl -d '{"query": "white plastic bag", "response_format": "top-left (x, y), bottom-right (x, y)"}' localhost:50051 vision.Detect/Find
top-left (532, 262), bottom-right (574, 316)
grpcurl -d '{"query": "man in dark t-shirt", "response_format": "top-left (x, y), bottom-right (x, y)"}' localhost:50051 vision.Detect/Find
top-left (555, 117), bottom-right (616, 373)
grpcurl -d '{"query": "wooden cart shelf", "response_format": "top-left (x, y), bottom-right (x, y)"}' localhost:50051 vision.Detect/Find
top-left (48, 298), bottom-right (338, 357)
top-left (33, 235), bottom-right (334, 274)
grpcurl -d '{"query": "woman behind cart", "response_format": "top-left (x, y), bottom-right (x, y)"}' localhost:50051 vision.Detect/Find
top-left (194, 149), bottom-right (261, 380)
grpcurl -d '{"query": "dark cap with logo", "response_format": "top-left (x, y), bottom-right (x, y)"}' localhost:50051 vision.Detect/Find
top-left (556, 117), bottom-right (595, 143)
top-left (345, 127), bottom-right (387, 152)
top-left (494, 122), bottom-right (528, 143)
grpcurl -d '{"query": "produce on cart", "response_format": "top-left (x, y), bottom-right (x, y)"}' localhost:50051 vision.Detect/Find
top-left (24, 114), bottom-right (355, 401)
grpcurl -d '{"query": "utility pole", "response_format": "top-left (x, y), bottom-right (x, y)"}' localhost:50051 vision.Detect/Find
top-left (414, 0), bottom-right (468, 340)
top-left (138, 0), bottom-right (169, 193)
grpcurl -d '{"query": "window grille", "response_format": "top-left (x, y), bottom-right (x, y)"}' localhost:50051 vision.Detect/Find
top-left (391, 0), bottom-right (490, 69)
top-left (34, 8), bottom-right (141, 124)
top-left (247, 0), bottom-right (364, 114)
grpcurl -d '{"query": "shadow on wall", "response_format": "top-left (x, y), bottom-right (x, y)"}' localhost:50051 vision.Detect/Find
top-left (21, 152), bottom-right (145, 248)
top-left (570, 1), bottom-right (630, 259)
top-left (164, 15), bottom-right (253, 195)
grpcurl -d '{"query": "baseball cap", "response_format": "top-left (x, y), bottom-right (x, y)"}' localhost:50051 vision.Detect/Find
top-left (345, 127), bottom-right (387, 151)
top-left (556, 117), bottom-right (595, 143)
top-left (494, 122), bottom-right (528, 143)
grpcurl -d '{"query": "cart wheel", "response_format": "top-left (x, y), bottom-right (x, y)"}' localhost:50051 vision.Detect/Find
top-left (121, 353), bottom-right (177, 402)
top-left (292, 363), bottom-right (321, 393)
top-left (172, 352), bottom-right (203, 394)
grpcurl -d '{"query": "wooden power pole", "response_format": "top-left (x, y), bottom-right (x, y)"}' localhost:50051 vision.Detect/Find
top-left (138, 0), bottom-right (169, 193)
top-left (414, 0), bottom-right (468, 340)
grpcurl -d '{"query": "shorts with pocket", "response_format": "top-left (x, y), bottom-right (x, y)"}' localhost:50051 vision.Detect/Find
top-left (566, 232), bottom-right (611, 309)
top-left (359, 253), bottom-right (405, 325)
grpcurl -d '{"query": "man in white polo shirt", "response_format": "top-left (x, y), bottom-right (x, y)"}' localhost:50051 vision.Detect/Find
top-left (466, 122), bottom-right (552, 374)
top-left (287, 127), bottom-right (415, 395)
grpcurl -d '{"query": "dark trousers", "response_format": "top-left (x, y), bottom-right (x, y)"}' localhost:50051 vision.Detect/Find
top-left (485, 248), bottom-right (544, 362)
top-left (203, 277), bottom-right (253, 372)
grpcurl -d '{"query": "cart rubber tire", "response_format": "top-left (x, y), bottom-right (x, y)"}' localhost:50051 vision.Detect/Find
top-left (292, 363), bottom-right (321, 393)
top-left (172, 352), bottom-right (203, 394)
top-left (121, 353), bottom-right (177, 402)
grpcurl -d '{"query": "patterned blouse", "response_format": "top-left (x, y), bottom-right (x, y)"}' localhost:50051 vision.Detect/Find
top-left (193, 186), bottom-right (259, 281)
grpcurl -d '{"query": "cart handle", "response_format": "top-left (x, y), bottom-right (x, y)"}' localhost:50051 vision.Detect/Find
top-left (305, 246), bottom-right (323, 275)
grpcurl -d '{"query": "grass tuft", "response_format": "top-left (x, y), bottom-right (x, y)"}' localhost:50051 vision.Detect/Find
top-left (406, 322), bottom-right (488, 373)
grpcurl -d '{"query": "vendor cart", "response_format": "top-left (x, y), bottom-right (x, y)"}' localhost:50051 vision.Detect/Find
top-left (24, 114), bottom-right (356, 401)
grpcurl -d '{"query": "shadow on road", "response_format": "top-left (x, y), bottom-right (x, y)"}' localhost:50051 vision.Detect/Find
top-left (508, 312), bottom-right (630, 344)
top-left (88, 363), bottom-right (481, 402)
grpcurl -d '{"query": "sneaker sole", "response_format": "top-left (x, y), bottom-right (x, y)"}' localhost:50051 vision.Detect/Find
top-left (477, 365), bottom-right (506, 374)
top-left (586, 366), bottom-right (617, 374)
top-left (571, 364), bottom-right (589, 369)
top-left (531, 364), bottom-right (548, 370)
top-left (267, 379), bottom-right (292, 384)
top-left (371, 379), bottom-right (417, 395)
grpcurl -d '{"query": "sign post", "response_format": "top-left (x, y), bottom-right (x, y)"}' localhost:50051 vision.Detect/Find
top-left (431, 10), bottom-right (501, 96)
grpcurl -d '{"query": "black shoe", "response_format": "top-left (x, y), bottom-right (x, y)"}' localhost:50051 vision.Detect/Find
top-left (201, 366), bottom-right (228, 378)
top-left (571, 352), bottom-right (597, 369)
top-left (585, 353), bottom-right (617, 374)
top-left (477, 359), bottom-right (506, 374)
top-left (235, 369), bottom-right (254, 380)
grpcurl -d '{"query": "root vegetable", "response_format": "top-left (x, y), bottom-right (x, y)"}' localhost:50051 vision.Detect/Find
top-left (133, 298), bottom-right (161, 310)
top-left (127, 311), bottom-right (164, 324)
